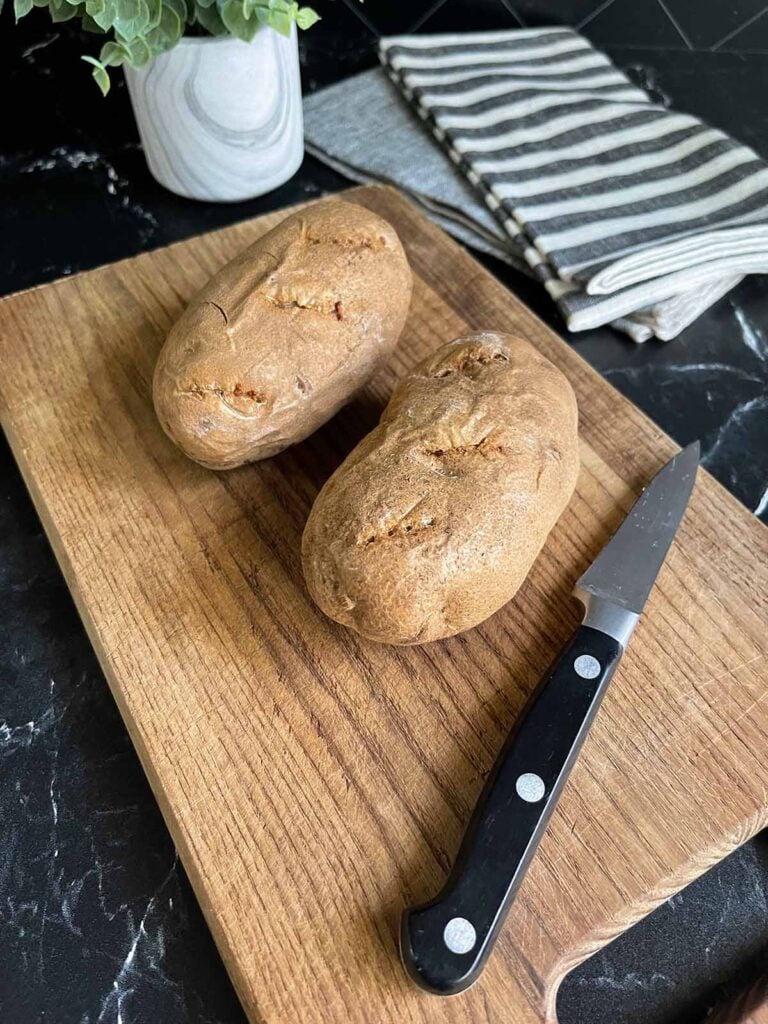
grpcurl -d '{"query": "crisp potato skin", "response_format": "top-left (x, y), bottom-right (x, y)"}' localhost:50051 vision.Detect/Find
top-left (153, 200), bottom-right (412, 469)
top-left (302, 333), bottom-right (579, 645)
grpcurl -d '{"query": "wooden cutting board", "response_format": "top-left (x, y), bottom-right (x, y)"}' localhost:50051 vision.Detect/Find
top-left (1, 186), bottom-right (767, 1024)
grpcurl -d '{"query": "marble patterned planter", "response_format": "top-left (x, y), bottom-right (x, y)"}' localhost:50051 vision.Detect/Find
top-left (124, 29), bottom-right (303, 202)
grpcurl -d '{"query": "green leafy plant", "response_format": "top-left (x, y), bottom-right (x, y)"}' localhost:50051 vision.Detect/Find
top-left (13, 0), bottom-right (320, 95)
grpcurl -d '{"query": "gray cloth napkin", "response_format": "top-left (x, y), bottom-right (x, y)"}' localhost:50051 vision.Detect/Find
top-left (304, 61), bottom-right (746, 341)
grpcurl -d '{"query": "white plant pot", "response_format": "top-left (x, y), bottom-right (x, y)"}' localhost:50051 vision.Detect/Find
top-left (124, 29), bottom-right (304, 202)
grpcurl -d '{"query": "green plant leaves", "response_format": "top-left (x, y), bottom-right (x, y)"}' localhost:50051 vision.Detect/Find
top-left (49, 0), bottom-right (79, 19)
top-left (295, 5), bottom-right (318, 29)
top-left (113, 0), bottom-right (151, 38)
top-left (164, 0), bottom-right (185, 19)
top-left (81, 54), bottom-right (111, 94)
top-left (220, 0), bottom-right (260, 40)
top-left (99, 38), bottom-right (130, 62)
top-left (246, 0), bottom-right (319, 35)
top-left (36, 0), bottom-right (79, 19)
top-left (123, 34), bottom-right (153, 62)
top-left (80, 12), bottom-right (104, 30)
top-left (193, 0), bottom-right (226, 33)
top-left (85, 0), bottom-right (110, 31)
top-left (145, 0), bottom-right (163, 29)
top-left (146, 0), bottom-right (183, 48)
top-left (16, 0), bottom-right (320, 91)
top-left (13, 0), bottom-right (34, 19)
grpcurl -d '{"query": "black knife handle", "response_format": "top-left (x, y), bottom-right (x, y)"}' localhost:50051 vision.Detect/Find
top-left (400, 625), bottom-right (622, 995)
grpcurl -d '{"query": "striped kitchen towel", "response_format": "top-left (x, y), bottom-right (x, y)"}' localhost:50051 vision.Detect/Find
top-left (303, 68), bottom-right (737, 341)
top-left (380, 26), bottom-right (768, 337)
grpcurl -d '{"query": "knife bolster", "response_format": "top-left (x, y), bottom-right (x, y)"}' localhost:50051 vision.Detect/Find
top-left (573, 587), bottom-right (639, 650)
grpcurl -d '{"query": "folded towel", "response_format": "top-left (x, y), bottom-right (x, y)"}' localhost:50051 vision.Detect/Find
top-left (304, 69), bottom-right (526, 262)
top-left (379, 26), bottom-right (768, 337)
top-left (303, 65), bottom-right (746, 340)
top-left (304, 71), bottom-right (743, 342)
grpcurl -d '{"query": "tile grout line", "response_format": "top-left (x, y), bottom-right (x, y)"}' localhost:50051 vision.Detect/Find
top-left (711, 5), bottom-right (768, 51)
top-left (338, 0), bottom-right (380, 36)
top-left (408, 0), bottom-right (451, 34)
top-left (656, 0), bottom-right (693, 49)
top-left (595, 42), bottom-right (690, 52)
top-left (498, 0), bottom-right (525, 26)
top-left (576, 0), bottom-right (620, 32)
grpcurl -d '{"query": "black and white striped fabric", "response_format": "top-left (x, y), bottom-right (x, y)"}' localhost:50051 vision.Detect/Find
top-left (380, 27), bottom-right (768, 336)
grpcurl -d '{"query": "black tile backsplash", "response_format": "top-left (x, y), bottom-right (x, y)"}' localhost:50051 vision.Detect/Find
top-left (417, 0), bottom-right (523, 34)
top-left (337, 0), bottom-right (768, 52)
top-left (582, 0), bottom-right (692, 48)
top-left (663, 0), bottom-right (768, 49)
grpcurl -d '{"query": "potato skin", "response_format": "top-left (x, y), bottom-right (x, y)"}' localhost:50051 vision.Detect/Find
top-left (302, 333), bottom-right (579, 645)
top-left (153, 200), bottom-right (412, 469)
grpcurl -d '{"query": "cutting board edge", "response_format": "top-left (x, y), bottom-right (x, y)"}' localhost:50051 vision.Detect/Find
top-left (1, 184), bottom-right (766, 1024)
top-left (543, 802), bottom-right (768, 1022)
top-left (0, 406), bottom-right (269, 1024)
top-left (4, 393), bottom-right (767, 1024)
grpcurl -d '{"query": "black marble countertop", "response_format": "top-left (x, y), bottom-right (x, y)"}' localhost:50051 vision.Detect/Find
top-left (1, 2), bottom-right (767, 1023)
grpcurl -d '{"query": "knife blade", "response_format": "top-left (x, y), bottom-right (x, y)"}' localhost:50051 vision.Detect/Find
top-left (400, 442), bottom-right (700, 996)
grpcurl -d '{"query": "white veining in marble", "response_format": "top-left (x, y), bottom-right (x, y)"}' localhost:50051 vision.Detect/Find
top-left (733, 301), bottom-right (768, 361)
top-left (754, 484), bottom-right (768, 516)
top-left (586, 969), bottom-right (674, 993)
top-left (20, 33), bottom-right (59, 61)
top-left (94, 854), bottom-right (178, 1024)
top-left (9, 144), bottom-right (159, 242)
top-left (125, 29), bottom-right (304, 202)
top-left (702, 394), bottom-right (768, 466)
top-left (605, 362), bottom-right (763, 384)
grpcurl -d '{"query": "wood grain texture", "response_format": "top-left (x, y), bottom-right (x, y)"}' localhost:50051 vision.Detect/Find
top-left (1, 186), bottom-right (767, 1024)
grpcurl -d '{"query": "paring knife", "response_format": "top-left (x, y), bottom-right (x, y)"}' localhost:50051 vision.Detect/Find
top-left (400, 442), bottom-right (700, 996)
